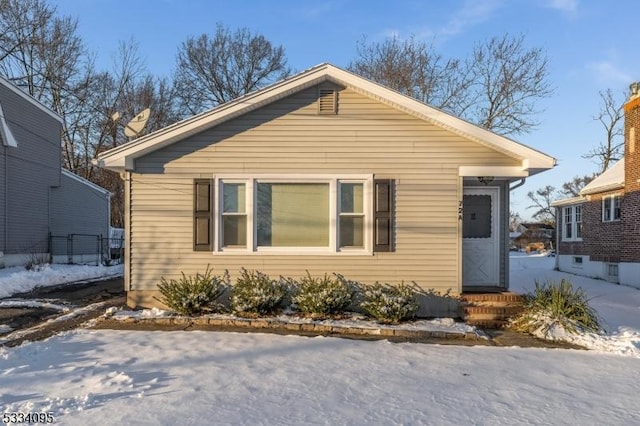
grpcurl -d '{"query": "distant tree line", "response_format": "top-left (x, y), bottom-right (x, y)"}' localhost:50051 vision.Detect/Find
top-left (0, 0), bottom-right (618, 226)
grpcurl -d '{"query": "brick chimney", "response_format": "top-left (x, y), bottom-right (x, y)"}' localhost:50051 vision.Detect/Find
top-left (622, 82), bottom-right (640, 263)
top-left (624, 82), bottom-right (640, 193)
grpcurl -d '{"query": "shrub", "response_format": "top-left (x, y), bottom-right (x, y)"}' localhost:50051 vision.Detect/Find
top-left (230, 268), bottom-right (287, 316)
top-left (360, 282), bottom-right (419, 324)
top-left (510, 278), bottom-right (601, 335)
top-left (290, 272), bottom-right (355, 317)
top-left (25, 253), bottom-right (50, 271)
top-left (156, 266), bottom-right (228, 315)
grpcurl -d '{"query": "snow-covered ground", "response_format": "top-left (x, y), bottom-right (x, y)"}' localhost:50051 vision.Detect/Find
top-left (0, 264), bottom-right (123, 298)
top-left (1, 255), bottom-right (639, 424)
top-left (510, 253), bottom-right (640, 357)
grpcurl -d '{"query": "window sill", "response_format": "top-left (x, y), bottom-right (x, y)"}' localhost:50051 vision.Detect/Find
top-left (214, 248), bottom-right (373, 256)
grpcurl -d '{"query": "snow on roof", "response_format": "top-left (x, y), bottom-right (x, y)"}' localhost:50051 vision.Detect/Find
top-left (580, 159), bottom-right (625, 195)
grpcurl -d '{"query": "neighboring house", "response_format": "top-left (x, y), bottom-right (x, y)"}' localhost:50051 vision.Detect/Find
top-left (552, 84), bottom-right (640, 288)
top-left (511, 222), bottom-right (555, 250)
top-left (96, 63), bottom-right (555, 315)
top-left (0, 75), bottom-right (111, 268)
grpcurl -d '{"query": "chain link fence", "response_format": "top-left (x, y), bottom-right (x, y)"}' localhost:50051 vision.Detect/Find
top-left (49, 233), bottom-right (124, 266)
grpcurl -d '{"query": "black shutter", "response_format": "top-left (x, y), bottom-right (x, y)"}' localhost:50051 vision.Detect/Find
top-left (374, 179), bottom-right (394, 252)
top-left (194, 179), bottom-right (214, 251)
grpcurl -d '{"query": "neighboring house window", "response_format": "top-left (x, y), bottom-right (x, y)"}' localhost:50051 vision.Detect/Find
top-left (606, 263), bottom-right (619, 277)
top-left (573, 256), bottom-right (583, 265)
top-left (602, 195), bottom-right (621, 222)
top-left (562, 205), bottom-right (582, 241)
top-left (214, 176), bottom-right (375, 253)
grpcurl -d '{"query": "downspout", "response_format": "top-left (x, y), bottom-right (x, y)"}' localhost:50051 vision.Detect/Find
top-left (509, 178), bottom-right (526, 191)
top-left (554, 206), bottom-right (560, 270)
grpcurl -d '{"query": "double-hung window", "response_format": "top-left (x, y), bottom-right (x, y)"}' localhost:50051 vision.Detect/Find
top-left (215, 176), bottom-right (373, 254)
top-left (602, 195), bottom-right (621, 222)
top-left (562, 204), bottom-right (583, 241)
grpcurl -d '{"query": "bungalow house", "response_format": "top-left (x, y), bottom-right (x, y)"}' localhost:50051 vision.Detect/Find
top-left (0, 75), bottom-right (111, 268)
top-left (551, 83), bottom-right (640, 288)
top-left (95, 63), bottom-right (555, 315)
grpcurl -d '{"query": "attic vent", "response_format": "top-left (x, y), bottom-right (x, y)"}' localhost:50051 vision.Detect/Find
top-left (318, 88), bottom-right (337, 114)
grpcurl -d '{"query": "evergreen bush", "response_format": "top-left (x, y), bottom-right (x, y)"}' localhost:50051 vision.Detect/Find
top-left (156, 266), bottom-right (228, 315)
top-left (360, 282), bottom-right (419, 324)
top-left (290, 272), bottom-right (354, 317)
top-left (230, 268), bottom-right (287, 316)
top-left (511, 278), bottom-right (601, 335)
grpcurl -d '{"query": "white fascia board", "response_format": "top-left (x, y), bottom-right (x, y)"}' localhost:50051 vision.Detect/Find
top-left (550, 196), bottom-right (586, 207)
top-left (61, 169), bottom-right (112, 197)
top-left (458, 166), bottom-right (529, 177)
top-left (96, 65), bottom-right (331, 171)
top-left (0, 75), bottom-right (63, 123)
top-left (326, 67), bottom-right (556, 170)
top-left (97, 63), bottom-right (556, 173)
top-left (0, 100), bottom-right (18, 147)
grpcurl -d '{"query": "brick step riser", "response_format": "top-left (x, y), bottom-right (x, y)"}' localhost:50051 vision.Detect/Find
top-left (461, 293), bottom-right (524, 303)
top-left (462, 301), bottom-right (523, 308)
top-left (463, 306), bottom-right (523, 315)
top-left (464, 313), bottom-right (516, 321)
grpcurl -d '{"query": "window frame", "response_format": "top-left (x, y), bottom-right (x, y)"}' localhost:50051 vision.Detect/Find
top-left (214, 174), bottom-right (373, 255)
top-left (602, 194), bottom-right (622, 222)
top-left (562, 204), bottom-right (583, 242)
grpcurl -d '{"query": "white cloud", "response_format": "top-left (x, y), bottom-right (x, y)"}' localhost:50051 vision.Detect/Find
top-left (545, 0), bottom-right (579, 13)
top-left (587, 61), bottom-right (632, 87)
top-left (440, 0), bottom-right (504, 37)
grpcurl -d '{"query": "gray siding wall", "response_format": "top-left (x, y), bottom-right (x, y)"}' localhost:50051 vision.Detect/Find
top-left (0, 83), bottom-right (62, 255)
top-left (50, 172), bottom-right (110, 254)
top-left (129, 86), bottom-right (520, 299)
top-left (0, 145), bottom-right (5, 253)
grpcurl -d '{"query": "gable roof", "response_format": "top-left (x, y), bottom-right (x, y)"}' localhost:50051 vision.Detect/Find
top-left (580, 159), bottom-right (625, 195)
top-left (0, 75), bottom-right (63, 124)
top-left (95, 63), bottom-right (556, 173)
top-left (61, 169), bottom-right (112, 197)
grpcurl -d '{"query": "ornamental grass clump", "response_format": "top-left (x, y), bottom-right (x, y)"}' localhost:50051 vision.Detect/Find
top-left (230, 268), bottom-right (287, 316)
top-left (360, 282), bottom-right (419, 324)
top-left (510, 278), bottom-right (601, 336)
top-left (156, 266), bottom-right (228, 315)
top-left (290, 272), bottom-right (355, 318)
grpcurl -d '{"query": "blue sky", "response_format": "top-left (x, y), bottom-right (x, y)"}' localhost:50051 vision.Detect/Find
top-left (50, 0), bottom-right (639, 220)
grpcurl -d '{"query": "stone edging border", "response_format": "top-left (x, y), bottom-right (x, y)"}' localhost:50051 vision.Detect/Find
top-left (108, 316), bottom-right (484, 341)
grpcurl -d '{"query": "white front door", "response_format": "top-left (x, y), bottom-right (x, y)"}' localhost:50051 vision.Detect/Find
top-left (462, 187), bottom-right (500, 287)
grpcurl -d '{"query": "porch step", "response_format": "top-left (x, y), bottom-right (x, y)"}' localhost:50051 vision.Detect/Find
top-left (460, 292), bottom-right (525, 329)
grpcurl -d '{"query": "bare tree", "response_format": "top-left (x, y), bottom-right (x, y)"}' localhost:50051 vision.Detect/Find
top-left (173, 23), bottom-right (290, 115)
top-left (0, 2), bottom-right (180, 226)
top-left (509, 211), bottom-right (522, 232)
top-left (348, 35), bottom-right (473, 114)
top-left (560, 174), bottom-right (596, 198)
top-left (469, 34), bottom-right (553, 135)
top-left (583, 89), bottom-right (625, 173)
top-left (526, 185), bottom-right (557, 225)
top-left (348, 33), bottom-right (552, 136)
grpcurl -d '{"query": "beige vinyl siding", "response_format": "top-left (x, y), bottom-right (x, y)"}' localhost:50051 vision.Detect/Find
top-left (129, 86), bottom-right (519, 295)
